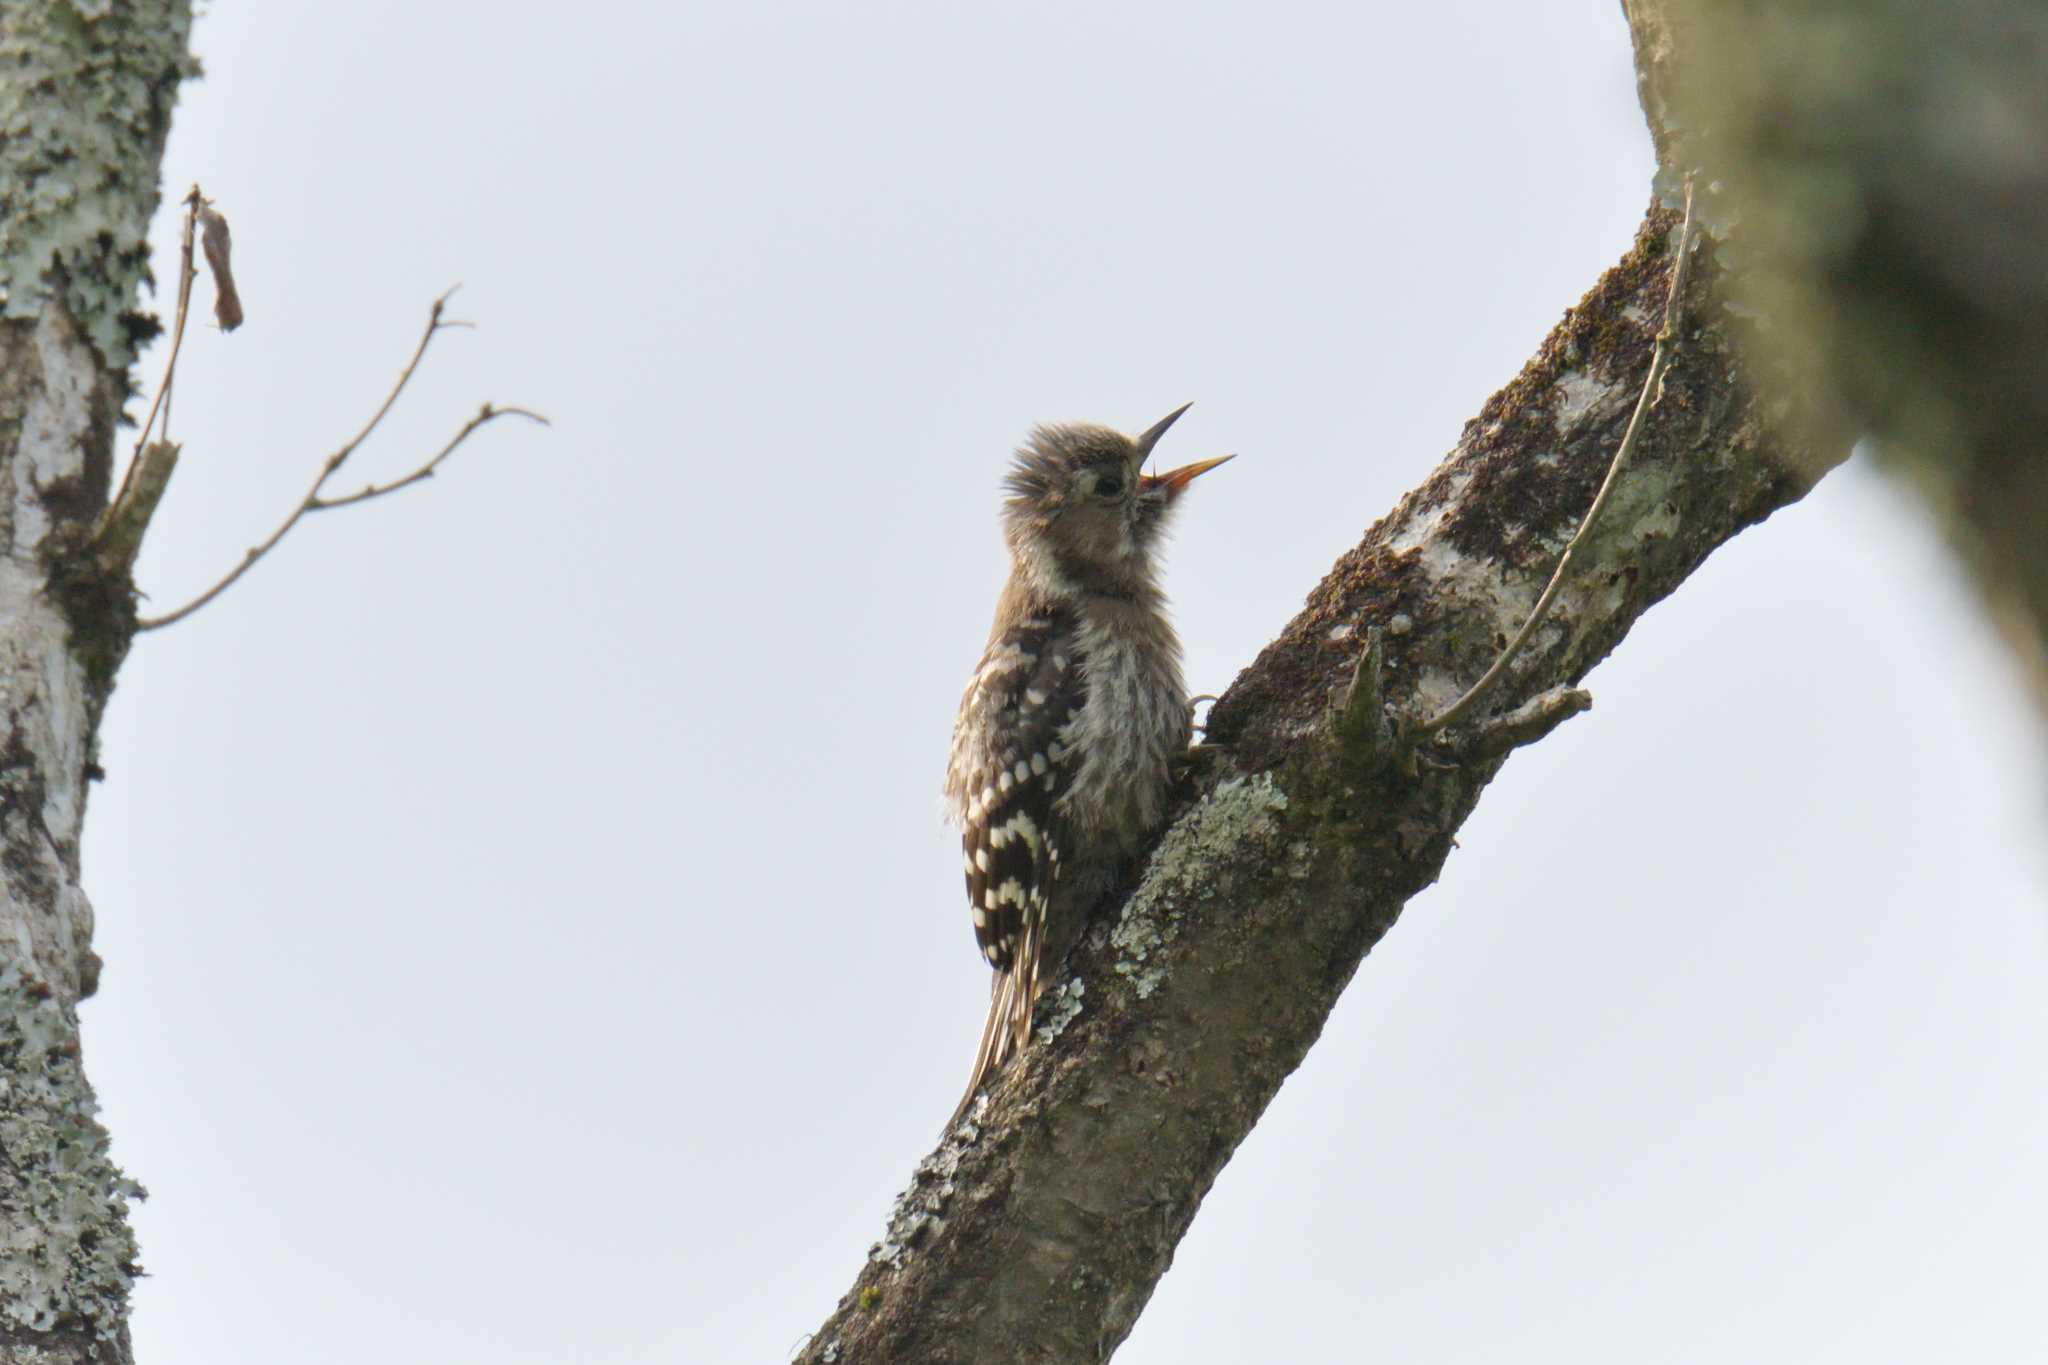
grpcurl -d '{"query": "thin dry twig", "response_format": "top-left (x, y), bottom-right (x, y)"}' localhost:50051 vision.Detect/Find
top-left (310, 402), bottom-right (549, 511)
top-left (1418, 177), bottom-right (1698, 736)
top-left (1467, 686), bottom-right (1594, 758)
top-left (135, 288), bottom-right (548, 632)
top-left (114, 185), bottom-right (203, 513)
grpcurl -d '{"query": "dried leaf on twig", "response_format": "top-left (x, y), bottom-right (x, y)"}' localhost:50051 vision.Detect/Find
top-left (198, 203), bottom-right (243, 332)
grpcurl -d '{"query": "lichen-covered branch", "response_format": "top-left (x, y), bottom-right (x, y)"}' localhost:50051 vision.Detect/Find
top-left (797, 204), bottom-right (1838, 1364)
top-left (0, 4), bottom-right (198, 1362)
top-left (1420, 180), bottom-right (1697, 735)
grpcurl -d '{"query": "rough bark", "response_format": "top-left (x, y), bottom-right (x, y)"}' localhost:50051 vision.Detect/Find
top-left (1623, 0), bottom-right (2048, 713)
top-left (798, 202), bottom-right (1840, 1362)
top-left (0, 3), bottom-right (197, 1362)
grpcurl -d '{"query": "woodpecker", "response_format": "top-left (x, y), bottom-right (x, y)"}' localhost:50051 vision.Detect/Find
top-left (944, 405), bottom-right (1230, 1124)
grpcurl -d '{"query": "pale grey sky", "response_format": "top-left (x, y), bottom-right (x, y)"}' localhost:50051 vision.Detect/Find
top-left (87, 3), bottom-right (2046, 1362)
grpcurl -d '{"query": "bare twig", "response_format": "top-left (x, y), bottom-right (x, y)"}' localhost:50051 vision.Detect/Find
top-left (1418, 178), bottom-right (1698, 735)
top-left (1467, 686), bottom-right (1593, 758)
top-left (114, 186), bottom-right (202, 513)
top-left (135, 289), bottom-right (547, 632)
top-left (309, 403), bottom-right (549, 510)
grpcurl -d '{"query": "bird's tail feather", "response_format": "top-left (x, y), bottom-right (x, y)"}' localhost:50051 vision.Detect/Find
top-left (948, 902), bottom-right (1043, 1128)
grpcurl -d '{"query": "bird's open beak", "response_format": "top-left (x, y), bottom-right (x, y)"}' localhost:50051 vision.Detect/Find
top-left (1133, 402), bottom-right (1233, 496)
top-left (1133, 402), bottom-right (1194, 458)
top-left (1140, 453), bottom-right (1235, 496)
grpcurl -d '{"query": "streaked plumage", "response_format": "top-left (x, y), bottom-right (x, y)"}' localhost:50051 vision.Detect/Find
top-left (944, 406), bottom-right (1228, 1124)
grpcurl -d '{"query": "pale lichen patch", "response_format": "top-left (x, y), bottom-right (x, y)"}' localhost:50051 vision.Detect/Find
top-left (1406, 664), bottom-right (1470, 718)
top-left (12, 310), bottom-right (98, 554)
top-left (1385, 472), bottom-right (1471, 556)
top-left (1110, 775), bottom-right (1289, 999)
top-left (1583, 461), bottom-right (1687, 563)
top-left (0, 969), bottom-right (142, 1341)
top-left (1630, 495), bottom-right (1682, 544)
top-left (1407, 535), bottom-right (1483, 605)
top-left (1553, 367), bottom-right (1620, 432)
top-left (869, 1119), bottom-right (976, 1270)
top-left (0, 1), bottom-right (198, 367)
top-left (1034, 977), bottom-right (1085, 1044)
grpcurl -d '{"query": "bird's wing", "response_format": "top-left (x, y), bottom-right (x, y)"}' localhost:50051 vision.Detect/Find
top-left (948, 608), bottom-right (1084, 975)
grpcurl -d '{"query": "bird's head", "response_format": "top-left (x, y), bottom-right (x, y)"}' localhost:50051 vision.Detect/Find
top-left (1000, 404), bottom-right (1231, 599)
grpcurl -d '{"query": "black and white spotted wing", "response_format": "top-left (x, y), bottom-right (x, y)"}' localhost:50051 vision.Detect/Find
top-left (952, 611), bottom-right (1084, 974)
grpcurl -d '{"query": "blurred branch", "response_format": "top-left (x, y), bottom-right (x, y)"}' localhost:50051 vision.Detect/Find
top-left (1623, 0), bottom-right (2048, 714)
top-left (136, 289), bottom-right (548, 632)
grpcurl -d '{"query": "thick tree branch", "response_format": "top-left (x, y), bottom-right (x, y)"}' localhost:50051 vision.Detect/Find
top-left (799, 204), bottom-right (1838, 1363)
top-left (1420, 179), bottom-right (1696, 734)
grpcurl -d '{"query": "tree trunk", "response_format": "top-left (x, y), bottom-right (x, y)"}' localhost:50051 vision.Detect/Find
top-left (0, 4), bottom-right (196, 1361)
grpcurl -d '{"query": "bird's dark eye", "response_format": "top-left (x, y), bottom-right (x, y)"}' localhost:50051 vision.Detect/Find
top-left (1096, 475), bottom-right (1124, 498)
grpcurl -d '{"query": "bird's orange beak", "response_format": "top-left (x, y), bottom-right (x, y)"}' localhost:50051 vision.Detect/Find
top-left (1140, 454), bottom-right (1235, 496)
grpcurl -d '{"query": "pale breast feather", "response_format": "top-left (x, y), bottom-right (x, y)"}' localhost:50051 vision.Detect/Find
top-left (1060, 598), bottom-right (1190, 843)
